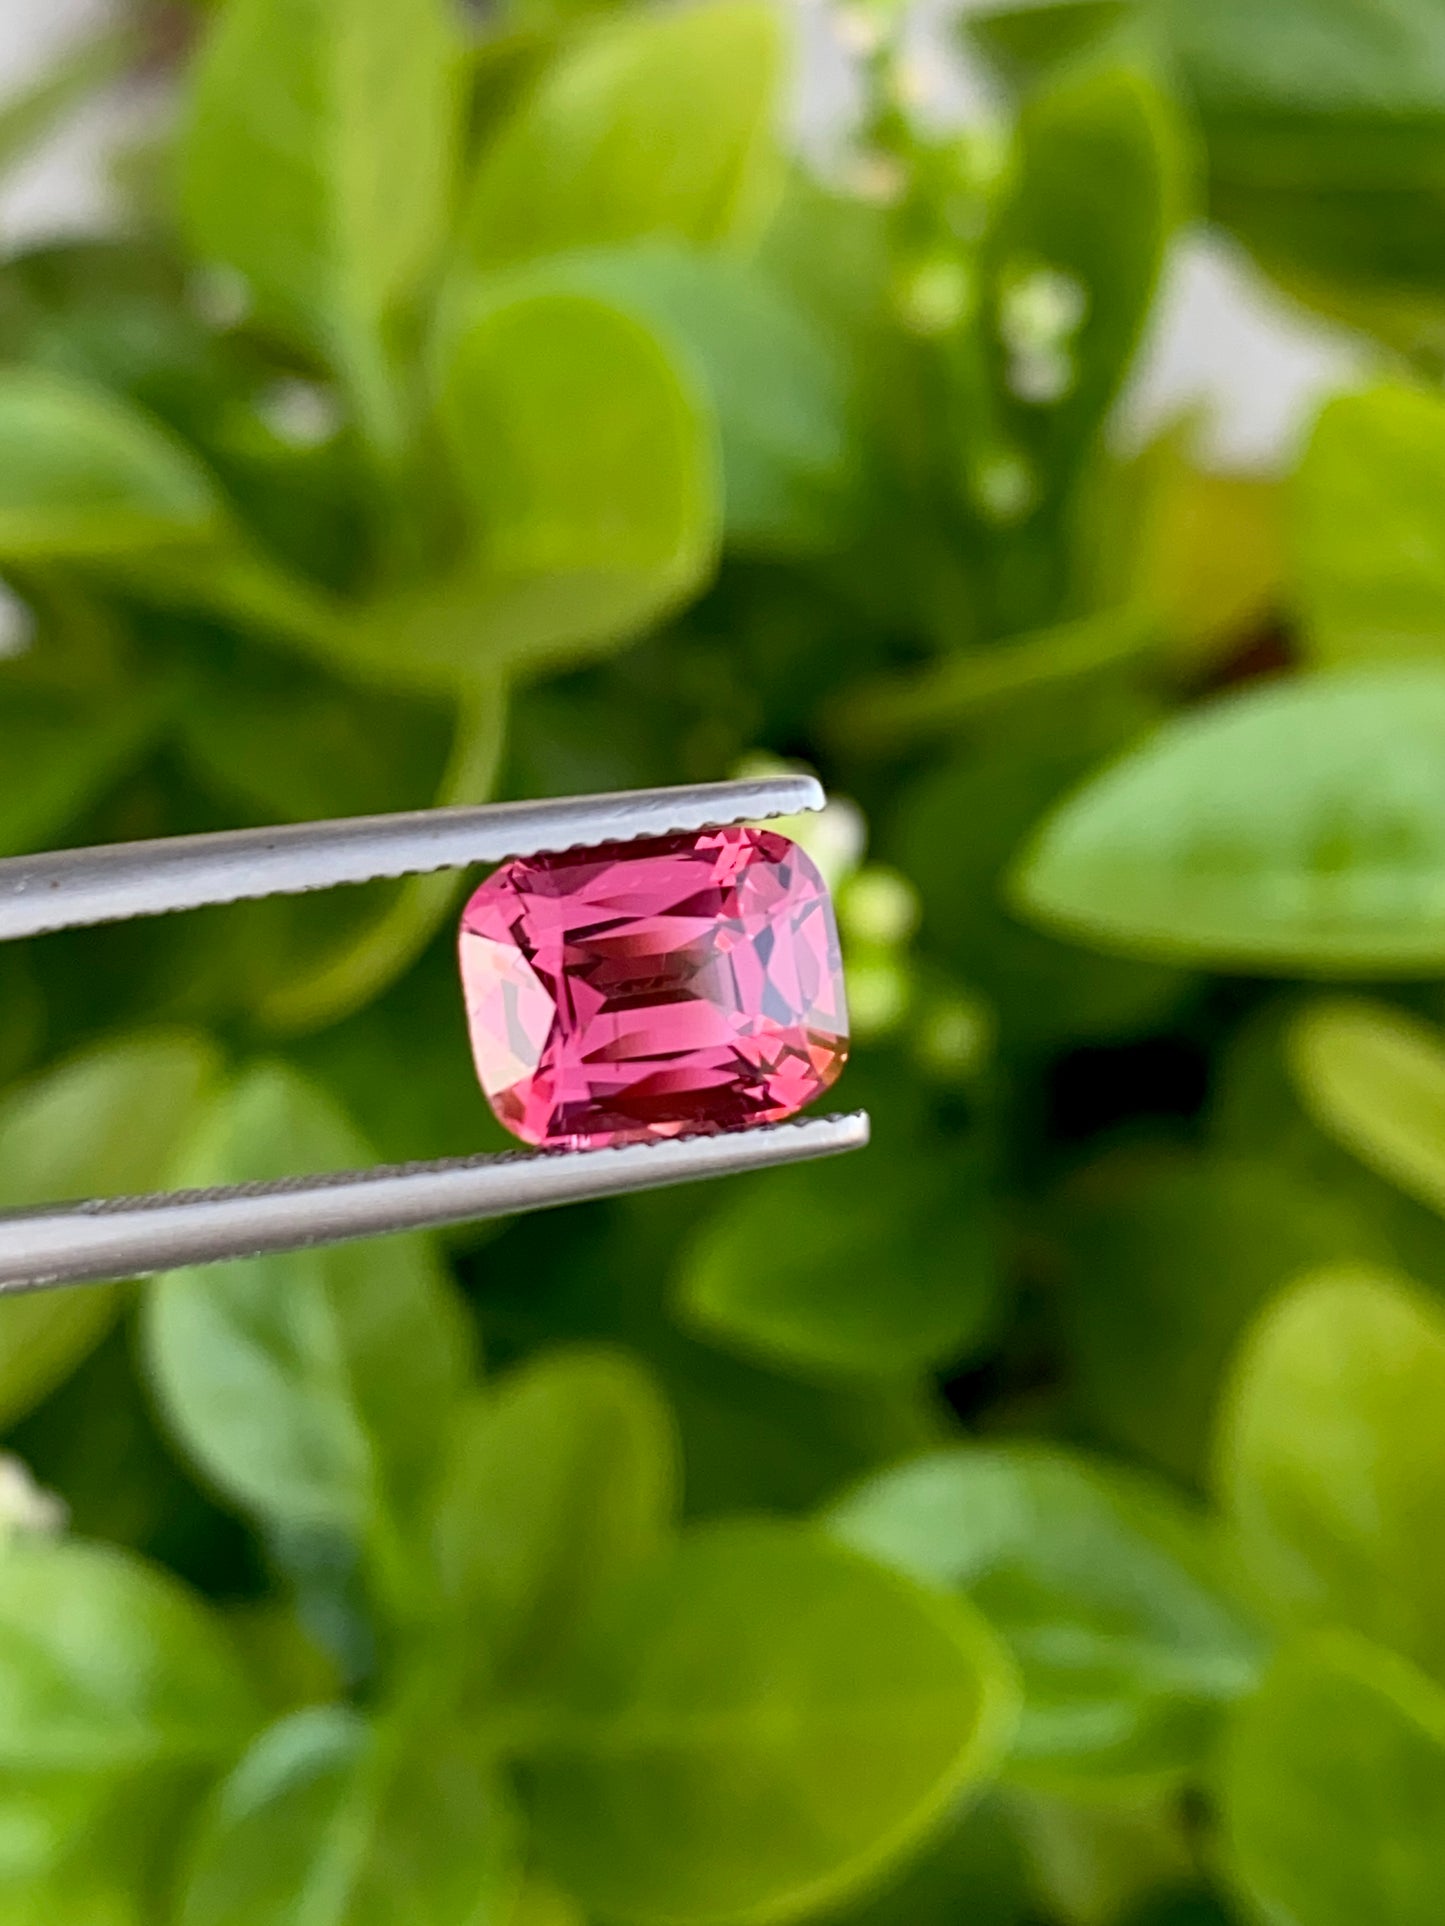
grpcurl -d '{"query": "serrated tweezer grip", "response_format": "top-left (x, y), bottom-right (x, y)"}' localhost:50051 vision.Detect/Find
top-left (0, 1113), bottom-right (871, 1294)
top-left (0, 776), bottom-right (868, 1288)
top-left (0, 774), bottom-right (823, 942)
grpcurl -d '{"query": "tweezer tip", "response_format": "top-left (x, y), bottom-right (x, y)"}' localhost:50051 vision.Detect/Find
top-left (780, 774), bottom-right (827, 816)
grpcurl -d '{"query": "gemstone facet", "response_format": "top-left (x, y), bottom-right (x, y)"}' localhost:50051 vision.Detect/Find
top-left (458, 826), bottom-right (849, 1149)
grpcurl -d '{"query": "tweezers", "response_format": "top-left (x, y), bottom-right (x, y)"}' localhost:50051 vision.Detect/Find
top-left (0, 776), bottom-right (868, 1296)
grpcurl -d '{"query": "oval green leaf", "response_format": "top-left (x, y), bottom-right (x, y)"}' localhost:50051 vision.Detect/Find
top-left (344, 286), bottom-right (718, 689)
top-left (178, 1706), bottom-right (517, 1926)
top-left (0, 370), bottom-right (224, 560)
top-left (828, 1445), bottom-right (1263, 1788)
top-left (438, 285), bottom-right (718, 674)
top-left (540, 243), bottom-right (854, 553)
top-left (522, 1520), bottom-right (1018, 1925)
top-left (1223, 1633), bottom-right (1445, 1926)
top-left (429, 1347), bottom-right (677, 1695)
top-left (677, 1150), bottom-right (997, 1381)
top-left (1161, 0), bottom-right (1445, 344)
top-left (181, 0), bottom-right (460, 446)
top-left (0, 1537), bottom-right (255, 1773)
top-left (1013, 666), bottom-right (1445, 974)
top-left (1215, 1265), bottom-right (1445, 1679)
top-left (463, 1), bottom-right (785, 268)
top-left (1289, 996), bottom-right (1445, 1217)
top-left (1295, 385), bottom-right (1445, 667)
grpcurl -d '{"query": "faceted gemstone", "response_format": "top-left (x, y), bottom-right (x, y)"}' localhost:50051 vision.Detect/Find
top-left (458, 826), bottom-right (849, 1149)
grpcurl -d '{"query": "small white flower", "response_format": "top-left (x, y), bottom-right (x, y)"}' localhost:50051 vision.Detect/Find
top-left (255, 380), bottom-right (343, 450)
top-left (915, 992), bottom-right (994, 1082)
top-left (835, 4), bottom-right (887, 57)
top-left (895, 256), bottom-right (974, 337)
top-left (189, 264), bottom-right (254, 332)
top-left (842, 150), bottom-right (909, 206)
top-left (999, 266), bottom-right (1090, 359)
top-left (840, 867), bottom-right (921, 947)
top-left (0, 1454), bottom-right (68, 1540)
top-left (0, 580), bottom-right (35, 661)
top-left (974, 450), bottom-right (1038, 525)
top-left (846, 955), bottom-right (911, 1038)
top-left (731, 754), bottom-right (867, 892)
top-left (1008, 344), bottom-right (1076, 406)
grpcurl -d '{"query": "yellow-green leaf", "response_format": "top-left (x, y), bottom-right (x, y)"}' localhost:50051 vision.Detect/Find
top-left (463, 1), bottom-right (785, 268)
top-left (1216, 1266), bottom-right (1445, 1678)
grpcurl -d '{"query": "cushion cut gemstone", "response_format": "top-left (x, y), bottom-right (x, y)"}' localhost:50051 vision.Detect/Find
top-left (458, 826), bottom-right (849, 1149)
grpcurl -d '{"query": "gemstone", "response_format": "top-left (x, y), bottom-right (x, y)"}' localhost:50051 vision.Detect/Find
top-left (458, 825), bottom-right (849, 1149)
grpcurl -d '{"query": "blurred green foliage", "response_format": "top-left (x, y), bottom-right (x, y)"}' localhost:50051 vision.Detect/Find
top-left (3, 0), bottom-right (1445, 1919)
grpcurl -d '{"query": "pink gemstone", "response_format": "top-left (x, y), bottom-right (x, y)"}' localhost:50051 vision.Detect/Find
top-left (458, 826), bottom-right (849, 1149)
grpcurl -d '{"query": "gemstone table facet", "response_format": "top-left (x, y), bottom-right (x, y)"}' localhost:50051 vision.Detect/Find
top-left (458, 826), bottom-right (849, 1149)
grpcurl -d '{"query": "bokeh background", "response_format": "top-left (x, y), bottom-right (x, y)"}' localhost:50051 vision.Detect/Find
top-left (3, 3), bottom-right (1445, 1924)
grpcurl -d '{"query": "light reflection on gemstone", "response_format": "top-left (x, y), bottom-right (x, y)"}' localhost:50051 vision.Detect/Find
top-left (457, 826), bottom-right (850, 1149)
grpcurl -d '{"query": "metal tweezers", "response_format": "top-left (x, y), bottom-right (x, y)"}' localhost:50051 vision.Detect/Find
top-left (0, 776), bottom-right (868, 1296)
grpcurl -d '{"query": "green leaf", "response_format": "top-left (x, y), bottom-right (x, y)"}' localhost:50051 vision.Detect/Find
top-left (181, 0), bottom-right (462, 449)
top-left (1215, 1265), bottom-right (1445, 1679)
top-left (1212, 998), bottom-right (1445, 1314)
top-left (1222, 1633), bottom-right (1445, 1926)
top-left (1012, 665), bottom-right (1445, 974)
top-left (1054, 1147), bottom-right (1388, 1483)
top-left (345, 285), bottom-right (717, 687)
top-left (178, 1706), bottom-right (518, 1926)
top-left (0, 370), bottom-right (225, 560)
top-left (578, 247), bottom-right (850, 546)
top-left (142, 1067), bottom-right (471, 1566)
top-left (437, 284), bottom-right (718, 646)
top-left (1295, 386), bottom-right (1445, 666)
top-left (521, 1520), bottom-right (1019, 1925)
top-left (542, 244), bottom-right (854, 553)
top-left (676, 1149), bottom-right (997, 1382)
top-left (1164, 0), bottom-right (1445, 141)
top-left (1157, 0), bottom-right (1445, 349)
top-left (463, 1), bottom-right (785, 268)
top-left (0, 1536), bottom-right (255, 1772)
top-left (827, 1446), bottom-right (1263, 1789)
top-left (429, 1348), bottom-right (677, 1694)
top-left (986, 63), bottom-right (1190, 488)
top-left (1289, 997), bottom-right (1445, 1218)
top-left (0, 1033), bottom-right (221, 1432)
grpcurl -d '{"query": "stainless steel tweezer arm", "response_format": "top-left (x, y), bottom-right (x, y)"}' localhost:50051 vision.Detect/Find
top-left (0, 774), bottom-right (825, 941)
top-left (0, 1116), bottom-right (870, 1295)
top-left (0, 777), bottom-right (868, 1293)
